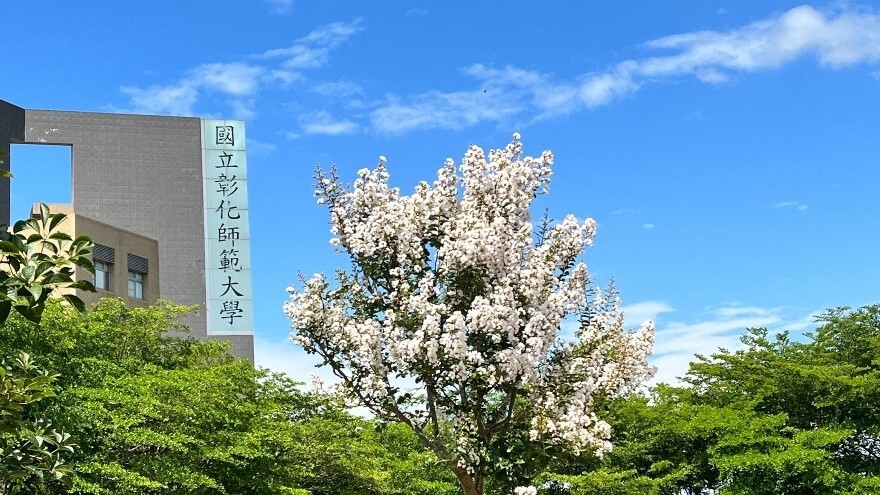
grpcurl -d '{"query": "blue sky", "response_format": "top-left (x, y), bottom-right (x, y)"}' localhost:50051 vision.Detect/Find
top-left (3, 1), bottom-right (880, 384)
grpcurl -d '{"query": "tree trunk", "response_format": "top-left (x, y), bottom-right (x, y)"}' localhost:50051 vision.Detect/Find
top-left (454, 467), bottom-right (483, 495)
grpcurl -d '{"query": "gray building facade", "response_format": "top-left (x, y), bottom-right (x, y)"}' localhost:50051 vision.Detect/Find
top-left (0, 99), bottom-right (254, 360)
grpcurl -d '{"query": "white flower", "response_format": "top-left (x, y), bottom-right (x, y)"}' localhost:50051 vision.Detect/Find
top-left (285, 133), bottom-right (654, 483)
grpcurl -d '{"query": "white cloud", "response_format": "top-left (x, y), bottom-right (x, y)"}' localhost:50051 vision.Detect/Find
top-left (370, 88), bottom-right (522, 134)
top-left (266, 0), bottom-right (293, 14)
top-left (119, 20), bottom-right (360, 116)
top-left (230, 99), bottom-right (256, 120)
top-left (647, 303), bottom-right (821, 385)
top-left (464, 64), bottom-right (548, 90)
top-left (612, 208), bottom-right (641, 215)
top-left (264, 69), bottom-right (303, 87)
top-left (254, 336), bottom-right (336, 383)
top-left (578, 69), bottom-right (641, 108)
top-left (621, 300), bottom-right (674, 328)
top-left (710, 305), bottom-right (777, 319)
top-left (531, 5), bottom-right (880, 114)
top-left (311, 80), bottom-right (364, 98)
top-left (258, 19), bottom-right (363, 69)
top-left (300, 110), bottom-right (359, 135)
top-left (601, 5), bottom-right (880, 104)
top-left (642, 223), bottom-right (655, 230)
top-left (120, 83), bottom-right (199, 115)
top-left (121, 6), bottom-right (880, 128)
top-left (119, 63), bottom-right (263, 116)
top-left (775, 200), bottom-right (809, 211)
top-left (652, 317), bottom-right (779, 384)
top-left (368, 5), bottom-right (880, 132)
top-left (188, 62), bottom-right (263, 96)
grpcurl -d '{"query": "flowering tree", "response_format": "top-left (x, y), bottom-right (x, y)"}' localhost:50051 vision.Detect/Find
top-left (285, 135), bottom-right (655, 495)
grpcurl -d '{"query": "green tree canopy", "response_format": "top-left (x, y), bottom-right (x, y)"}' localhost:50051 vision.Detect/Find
top-left (541, 305), bottom-right (880, 495)
top-left (2, 299), bottom-right (458, 495)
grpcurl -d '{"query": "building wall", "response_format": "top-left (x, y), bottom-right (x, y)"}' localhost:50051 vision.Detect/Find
top-left (0, 100), bottom-right (24, 225)
top-left (76, 213), bottom-right (161, 308)
top-left (30, 204), bottom-right (161, 308)
top-left (0, 101), bottom-right (253, 360)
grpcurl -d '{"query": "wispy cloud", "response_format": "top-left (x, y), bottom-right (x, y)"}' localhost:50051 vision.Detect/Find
top-left (563, 4), bottom-right (880, 111)
top-left (190, 62), bottom-right (263, 95)
top-left (230, 99), bottom-right (257, 120)
top-left (300, 110), bottom-right (360, 135)
top-left (266, 0), bottom-right (293, 15)
top-left (368, 5), bottom-right (880, 133)
top-left (368, 64), bottom-right (552, 133)
top-left (647, 303), bottom-right (821, 385)
top-left (119, 6), bottom-right (880, 133)
top-left (265, 69), bottom-right (303, 87)
top-left (612, 208), bottom-right (642, 215)
top-left (120, 84), bottom-right (199, 115)
top-left (119, 62), bottom-right (264, 116)
top-left (370, 88), bottom-right (522, 134)
top-left (642, 223), bottom-right (655, 230)
top-left (775, 200), bottom-right (809, 211)
top-left (622, 300), bottom-right (674, 328)
top-left (311, 79), bottom-right (364, 98)
top-left (254, 336), bottom-right (334, 383)
top-left (118, 20), bottom-right (362, 116)
top-left (258, 19), bottom-right (363, 69)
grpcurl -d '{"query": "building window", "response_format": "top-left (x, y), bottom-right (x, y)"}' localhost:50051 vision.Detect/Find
top-left (94, 261), bottom-right (110, 291)
top-left (127, 271), bottom-right (144, 300)
top-left (92, 243), bottom-right (116, 292)
top-left (127, 253), bottom-right (149, 300)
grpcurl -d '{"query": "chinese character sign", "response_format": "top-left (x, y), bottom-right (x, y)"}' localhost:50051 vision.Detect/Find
top-left (202, 120), bottom-right (253, 335)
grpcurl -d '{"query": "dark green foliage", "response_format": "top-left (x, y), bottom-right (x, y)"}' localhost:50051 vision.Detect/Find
top-left (540, 305), bottom-right (880, 494)
top-left (0, 202), bottom-right (93, 324)
top-left (1, 298), bottom-right (458, 494)
top-left (0, 352), bottom-right (75, 494)
top-left (0, 200), bottom-right (94, 493)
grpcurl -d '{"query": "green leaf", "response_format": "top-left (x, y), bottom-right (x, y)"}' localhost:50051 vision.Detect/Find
top-left (70, 279), bottom-right (96, 292)
top-left (39, 203), bottom-right (50, 224)
top-left (48, 212), bottom-right (67, 232)
top-left (73, 256), bottom-right (95, 275)
top-left (13, 304), bottom-right (40, 323)
top-left (0, 240), bottom-right (21, 253)
top-left (48, 231), bottom-right (72, 242)
top-left (29, 283), bottom-right (44, 302)
top-left (0, 300), bottom-right (11, 323)
top-left (62, 294), bottom-right (86, 314)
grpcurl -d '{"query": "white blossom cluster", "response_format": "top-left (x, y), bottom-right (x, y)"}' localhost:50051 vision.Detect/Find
top-left (529, 286), bottom-right (655, 456)
top-left (285, 134), bottom-right (654, 476)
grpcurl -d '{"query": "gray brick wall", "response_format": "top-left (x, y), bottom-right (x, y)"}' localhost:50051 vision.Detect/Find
top-left (0, 100), bottom-right (253, 360)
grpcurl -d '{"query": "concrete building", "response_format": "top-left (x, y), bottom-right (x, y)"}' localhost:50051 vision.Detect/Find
top-left (30, 203), bottom-right (161, 308)
top-left (0, 99), bottom-right (254, 360)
